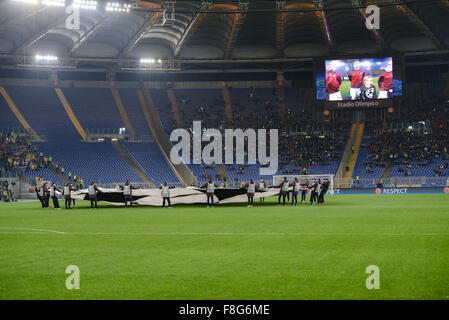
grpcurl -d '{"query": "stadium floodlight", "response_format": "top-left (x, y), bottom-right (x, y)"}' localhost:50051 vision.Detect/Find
top-left (35, 55), bottom-right (58, 62)
top-left (162, 0), bottom-right (176, 25)
top-left (106, 2), bottom-right (131, 12)
top-left (140, 58), bottom-right (155, 64)
top-left (200, 0), bottom-right (212, 10)
top-left (73, 0), bottom-right (97, 10)
top-left (42, 0), bottom-right (66, 7)
top-left (313, 0), bottom-right (323, 9)
top-left (35, 55), bottom-right (59, 66)
top-left (238, 0), bottom-right (249, 12)
top-left (275, 0), bottom-right (285, 10)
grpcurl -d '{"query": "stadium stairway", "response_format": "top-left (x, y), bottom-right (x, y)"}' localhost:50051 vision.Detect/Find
top-left (111, 88), bottom-right (136, 138)
top-left (47, 165), bottom-right (70, 184)
top-left (342, 123), bottom-right (365, 187)
top-left (137, 89), bottom-right (195, 186)
top-left (222, 85), bottom-right (233, 125)
top-left (277, 85), bottom-right (285, 118)
top-left (0, 86), bottom-right (39, 139)
top-left (336, 123), bottom-right (357, 187)
top-left (54, 88), bottom-right (87, 140)
top-left (379, 162), bottom-right (394, 183)
top-left (111, 140), bottom-right (154, 187)
top-left (166, 89), bottom-right (183, 128)
top-left (216, 164), bottom-right (231, 186)
top-left (445, 78), bottom-right (449, 101)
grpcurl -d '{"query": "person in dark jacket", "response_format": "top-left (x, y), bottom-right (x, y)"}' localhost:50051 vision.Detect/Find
top-left (35, 184), bottom-right (45, 208)
top-left (309, 178), bottom-right (318, 205)
top-left (42, 182), bottom-right (50, 208)
top-left (301, 179), bottom-right (309, 203)
top-left (318, 178), bottom-right (330, 204)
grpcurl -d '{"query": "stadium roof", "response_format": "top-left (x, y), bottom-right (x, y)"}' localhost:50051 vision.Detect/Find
top-left (0, 0), bottom-right (449, 72)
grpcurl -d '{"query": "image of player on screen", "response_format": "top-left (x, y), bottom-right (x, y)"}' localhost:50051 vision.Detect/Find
top-left (378, 63), bottom-right (393, 99)
top-left (325, 62), bottom-right (342, 101)
top-left (360, 75), bottom-right (377, 100)
top-left (348, 60), bottom-right (366, 100)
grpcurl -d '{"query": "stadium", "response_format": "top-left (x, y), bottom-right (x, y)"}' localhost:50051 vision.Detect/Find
top-left (0, 0), bottom-right (448, 302)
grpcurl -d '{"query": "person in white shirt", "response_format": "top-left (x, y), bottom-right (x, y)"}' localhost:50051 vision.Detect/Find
top-left (62, 183), bottom-right (75, 209)
top-left (88, 181), bottom-right (101, 209)
top-left (243, 179), bottom-right (256, 207)
top-left (289, 177), bottom-right (301, 206)
top-left (159, 182), bottom-right (174, 208)
top-left (123, 180), bottom-right (138, 208)
top-left (258, 178), bottom-right (267, 202)
top-left (201, 178), bottom-right (219, 208)
top-left (50, 183), bottom-right (60, 209)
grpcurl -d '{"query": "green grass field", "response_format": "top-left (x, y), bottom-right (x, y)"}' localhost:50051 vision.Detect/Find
top-left (0, 194), bottom-right (448, 300)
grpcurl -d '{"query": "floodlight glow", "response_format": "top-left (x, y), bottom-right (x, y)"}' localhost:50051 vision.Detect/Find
top-left (106, 2), bottom-right (130, 12)
top-left (35, 55), bottom-right (58, 62)
top-left (12, 0), bottom-right (39, 4)
top-left (73, 0), bottom-right (97, 10)
top-left (42, 0), bottom-right (66, 7)
top-left (140, 58), bottom-right (156, 64)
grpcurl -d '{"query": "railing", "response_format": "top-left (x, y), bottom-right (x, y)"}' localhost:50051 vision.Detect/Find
top-left (385, 121), bottom-right (429, 131)
top-left (0, 171), bottom-right (18, 178)
top-left (0, 128), bottom-right (45, 142)
top-left (85, 128), bottom-right (155, 142)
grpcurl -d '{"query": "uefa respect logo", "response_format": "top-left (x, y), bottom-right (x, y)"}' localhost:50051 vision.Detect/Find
top-left (169, 121), bottom-right (279, 175)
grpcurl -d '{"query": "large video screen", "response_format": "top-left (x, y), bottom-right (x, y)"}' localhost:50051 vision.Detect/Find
top-left (316, 57), bottom-right (402, 102)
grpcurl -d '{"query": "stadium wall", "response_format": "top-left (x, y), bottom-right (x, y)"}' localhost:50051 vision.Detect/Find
top-left (336, 187), bottom-right (449, 195)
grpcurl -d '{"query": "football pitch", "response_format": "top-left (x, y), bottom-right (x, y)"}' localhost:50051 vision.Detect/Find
top-left (0, 194), bottom-right (448, 300)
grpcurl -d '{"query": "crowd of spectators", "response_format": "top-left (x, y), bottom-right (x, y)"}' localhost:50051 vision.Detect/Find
top-left (160, 88), bottom-right (449, 180)
top-left (1, 132), bottom-right (42, 174)
top-left (167, 87), bottom-right (352, 178)
top-left (366, 105), bottom-right (449, 176)
top-left (0, 132), bottom-right (84, 186)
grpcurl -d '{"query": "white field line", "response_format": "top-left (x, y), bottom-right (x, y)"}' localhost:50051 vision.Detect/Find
top-left (0, 227), bottom-right (67, 234)
top-left (0, 228), bottom-right (447, 236)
